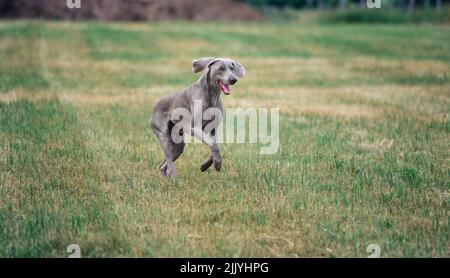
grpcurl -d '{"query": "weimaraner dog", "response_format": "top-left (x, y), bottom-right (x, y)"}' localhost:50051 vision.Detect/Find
top-left (150, 57), bottom-right (245, 179)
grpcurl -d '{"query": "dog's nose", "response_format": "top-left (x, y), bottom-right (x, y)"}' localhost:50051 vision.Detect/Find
top-left (229, 77), bottom-right (237, 85)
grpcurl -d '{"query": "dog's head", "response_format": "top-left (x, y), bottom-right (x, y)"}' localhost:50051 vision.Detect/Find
top-left (192, 57), bottom-right (245, 95)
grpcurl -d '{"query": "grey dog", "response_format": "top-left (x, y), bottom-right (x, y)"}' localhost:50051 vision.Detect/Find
top-left (150, 57), bottom-right (245, 179)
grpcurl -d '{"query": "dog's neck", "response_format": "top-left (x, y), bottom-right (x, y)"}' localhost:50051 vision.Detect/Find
top-left (199, 69), bottom-right (221, 107)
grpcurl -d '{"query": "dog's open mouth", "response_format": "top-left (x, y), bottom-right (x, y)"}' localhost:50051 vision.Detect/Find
top-left (218, 80), bottom-right (231, 95)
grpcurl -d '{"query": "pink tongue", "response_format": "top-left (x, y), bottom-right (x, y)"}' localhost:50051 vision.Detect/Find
top-left (220, 82), bottom-right (230, 94)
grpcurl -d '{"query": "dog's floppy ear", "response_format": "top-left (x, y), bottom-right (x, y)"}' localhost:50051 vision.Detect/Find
top-left (192, 57), bottom-right (216, 73)
top-left (232, 60), bottom-right (245, 78)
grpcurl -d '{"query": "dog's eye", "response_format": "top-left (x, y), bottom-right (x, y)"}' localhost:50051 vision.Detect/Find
top-left (219, 65), bottom-right (226, 71)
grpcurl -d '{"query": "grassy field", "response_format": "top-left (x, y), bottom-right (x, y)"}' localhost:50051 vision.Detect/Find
top-left (0, 20), bottom-right (449, 257)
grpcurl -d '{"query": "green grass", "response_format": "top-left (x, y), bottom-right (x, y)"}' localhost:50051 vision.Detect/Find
top-left (0, 20), bottom-right (449, 257)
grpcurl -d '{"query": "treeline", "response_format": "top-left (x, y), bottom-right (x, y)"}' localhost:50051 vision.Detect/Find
top-left (243, 0), bottom-right (445, 10)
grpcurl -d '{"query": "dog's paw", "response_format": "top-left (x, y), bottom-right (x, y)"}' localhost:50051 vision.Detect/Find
top-left (200, 160), bottom-right (213, 172)
top-left (167, 166), bottom-right (176, 180)
top-left (213, 159), bottom-right (222, 172)
top-left (160, 169), bottom-right (167, 176)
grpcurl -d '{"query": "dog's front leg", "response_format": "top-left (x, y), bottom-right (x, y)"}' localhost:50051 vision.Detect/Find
top-left (200, 155), bottom-right (213, 172)
top-left (191, 127), bottom-right (221, 171)
top-left (211, 144), bottom-right (222, 172)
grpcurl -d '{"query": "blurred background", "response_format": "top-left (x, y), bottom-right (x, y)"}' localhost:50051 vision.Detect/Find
top-left (0, 0), bottom-right (448, 23)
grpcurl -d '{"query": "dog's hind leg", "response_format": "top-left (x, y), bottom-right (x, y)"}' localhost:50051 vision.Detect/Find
top-left (155, 134), bottom-right (176, 179)
top-left (159, 159), bottom-right (168, 176)
top-left (151, 112), bottom-right (177, 179)
top-left (172, 141), bottom-right (185, 161)
top-left (159, 141), bottom-right (185, 176)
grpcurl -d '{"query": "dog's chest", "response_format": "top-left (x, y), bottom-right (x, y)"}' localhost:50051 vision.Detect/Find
top-left (200, 99), bottom-right (223, 128)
